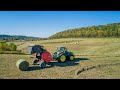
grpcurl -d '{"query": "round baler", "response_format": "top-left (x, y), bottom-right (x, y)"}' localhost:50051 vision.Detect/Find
top-left (17, 45), bottom-right (52, 71)
top-left (32, 45), bottom-right (52, 69)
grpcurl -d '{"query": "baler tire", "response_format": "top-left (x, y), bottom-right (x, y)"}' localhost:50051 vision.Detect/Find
top-left (39, 60), bottom-right (46, 69)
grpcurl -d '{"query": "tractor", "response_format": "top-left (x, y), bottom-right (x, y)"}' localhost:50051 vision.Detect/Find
top-left (32, 45), bottom-right (52, 69)
top-left (52, 47), bottom-right (75, 63)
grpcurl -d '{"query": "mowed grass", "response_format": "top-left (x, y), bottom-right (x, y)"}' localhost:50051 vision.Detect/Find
top-left (0, 38), bottom-right (120, 79)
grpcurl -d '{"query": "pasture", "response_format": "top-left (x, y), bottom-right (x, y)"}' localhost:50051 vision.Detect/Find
top-left (0, 38), bottom-right (120, 79)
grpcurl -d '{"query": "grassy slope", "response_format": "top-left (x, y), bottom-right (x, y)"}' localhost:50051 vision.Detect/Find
top-left (0, 38), bottom-right (120, 79)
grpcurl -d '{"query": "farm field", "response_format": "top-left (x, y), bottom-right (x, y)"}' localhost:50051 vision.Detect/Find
top-left (0, 38), bottom-right (120, 79)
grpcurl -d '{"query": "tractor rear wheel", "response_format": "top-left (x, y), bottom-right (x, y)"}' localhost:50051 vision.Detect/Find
top-left (39, 60), bottom-right (46, 69)
top-left (58, 55), bottom-right (66, 62)
top-left (69, 55), bottom-right (75, 61)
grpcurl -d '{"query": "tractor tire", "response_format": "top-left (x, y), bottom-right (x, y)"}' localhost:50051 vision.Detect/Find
top-left (32, 59), bottom-right (39, 65)
top-left (68, 55), bottom-right (75, 61)
top-left (58, 55), bottom-right (66, 63)
top-left (39, 60), bottom-right (46, 69)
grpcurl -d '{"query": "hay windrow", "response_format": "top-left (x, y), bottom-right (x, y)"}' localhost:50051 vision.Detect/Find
top-left (75, 63), bottom-right (120, 75)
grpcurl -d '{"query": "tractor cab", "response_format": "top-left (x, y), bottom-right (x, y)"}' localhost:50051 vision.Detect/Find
top-left (56, 47), bottom-right (67, 52)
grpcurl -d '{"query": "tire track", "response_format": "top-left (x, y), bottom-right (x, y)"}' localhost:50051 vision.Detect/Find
top-left (17, 43), bottom-right (26, 46)
top-left (75, 63), bottom-right (120, 75)
top-left (75, 55), bottom-right (120, 57)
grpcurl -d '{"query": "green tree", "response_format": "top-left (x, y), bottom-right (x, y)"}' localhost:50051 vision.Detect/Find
top-left (9, 43), bottom-right (17, 51)
top-left (0, 42), bottom-right (9, 50)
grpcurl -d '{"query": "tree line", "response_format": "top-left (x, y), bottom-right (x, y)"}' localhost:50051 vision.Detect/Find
top-left (0, 35), bottom-right (46, 41)
top-left (49, 23), bottom-right (120, 39)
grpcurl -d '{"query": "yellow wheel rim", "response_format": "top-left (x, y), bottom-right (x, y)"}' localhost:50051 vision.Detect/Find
top-left (70, 56), bottom-right (74, 60)
top-left (60, 55), bottom-right (66, 62)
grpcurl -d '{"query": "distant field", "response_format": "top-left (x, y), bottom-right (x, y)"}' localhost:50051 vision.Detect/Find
top-left (0, 38), bottom-right (120, 79)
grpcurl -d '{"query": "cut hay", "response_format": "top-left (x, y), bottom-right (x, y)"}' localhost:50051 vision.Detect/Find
top-left (16, 59), bottom-right (29, 71)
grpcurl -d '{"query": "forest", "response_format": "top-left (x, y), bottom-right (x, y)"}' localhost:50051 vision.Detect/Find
top-left (49, 23), bottom-right (120, 39)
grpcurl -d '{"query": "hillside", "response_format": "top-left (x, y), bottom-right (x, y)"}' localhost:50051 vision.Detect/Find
top-left (49, 22), bottom-right (120, 39)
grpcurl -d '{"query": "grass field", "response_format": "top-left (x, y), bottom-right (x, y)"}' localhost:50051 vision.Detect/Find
top-left (0, 38), bottom-right (120, 79)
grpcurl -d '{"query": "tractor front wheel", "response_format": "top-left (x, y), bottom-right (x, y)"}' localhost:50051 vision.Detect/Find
top-left (69, 55), bottom-right (75, 61)
top-left (58, 55), bottom-right (66, 63)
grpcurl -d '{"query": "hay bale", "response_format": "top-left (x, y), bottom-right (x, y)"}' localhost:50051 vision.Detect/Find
top-left (16, 59), bottom-right (29, 71)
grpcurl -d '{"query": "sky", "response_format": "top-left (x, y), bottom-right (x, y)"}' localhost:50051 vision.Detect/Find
top-left (0, 11), bottom-right (120, 38)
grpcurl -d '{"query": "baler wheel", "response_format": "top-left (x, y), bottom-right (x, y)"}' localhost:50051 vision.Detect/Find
top-left (39, 60), bottom-right (46, 69)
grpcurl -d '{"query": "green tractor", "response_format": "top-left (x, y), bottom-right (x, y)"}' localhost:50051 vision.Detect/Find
top-left (52, 47), bottom-right (75, 63)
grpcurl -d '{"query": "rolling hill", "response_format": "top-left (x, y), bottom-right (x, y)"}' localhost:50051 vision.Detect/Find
top-left (49, 22), bottom-right (120, 39)
top-left (0, 34), bottom-right (44, 41)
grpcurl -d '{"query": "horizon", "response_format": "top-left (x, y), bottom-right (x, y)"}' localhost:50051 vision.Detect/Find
top-left (0, 11), bottom-right (120, 38)
top-left (0, 34), bottom-right (41, 38)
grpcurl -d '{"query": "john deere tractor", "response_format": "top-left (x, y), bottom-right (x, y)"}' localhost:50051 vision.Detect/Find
top-left (52, 47), bottom-right (75, 63)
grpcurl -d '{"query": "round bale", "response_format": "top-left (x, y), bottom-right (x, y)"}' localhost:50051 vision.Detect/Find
top-left (16, 59), bottom-right (29, 71)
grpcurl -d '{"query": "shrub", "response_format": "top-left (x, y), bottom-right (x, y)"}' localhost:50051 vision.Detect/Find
top-left (0, 49), bottom-right (4, 54)
top-left (9, 43), bottom-right (17, 51)
top-left (0, 42), bottom-right (17, 51)
top-left (0, 42), bottom-right (9, 50)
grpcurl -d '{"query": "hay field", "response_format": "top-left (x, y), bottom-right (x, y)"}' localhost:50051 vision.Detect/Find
top-left (0, 38), bottom-right (120, 79)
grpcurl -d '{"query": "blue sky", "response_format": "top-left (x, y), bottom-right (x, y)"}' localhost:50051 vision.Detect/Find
top-left (0, 11), bottom-right (120, 38)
